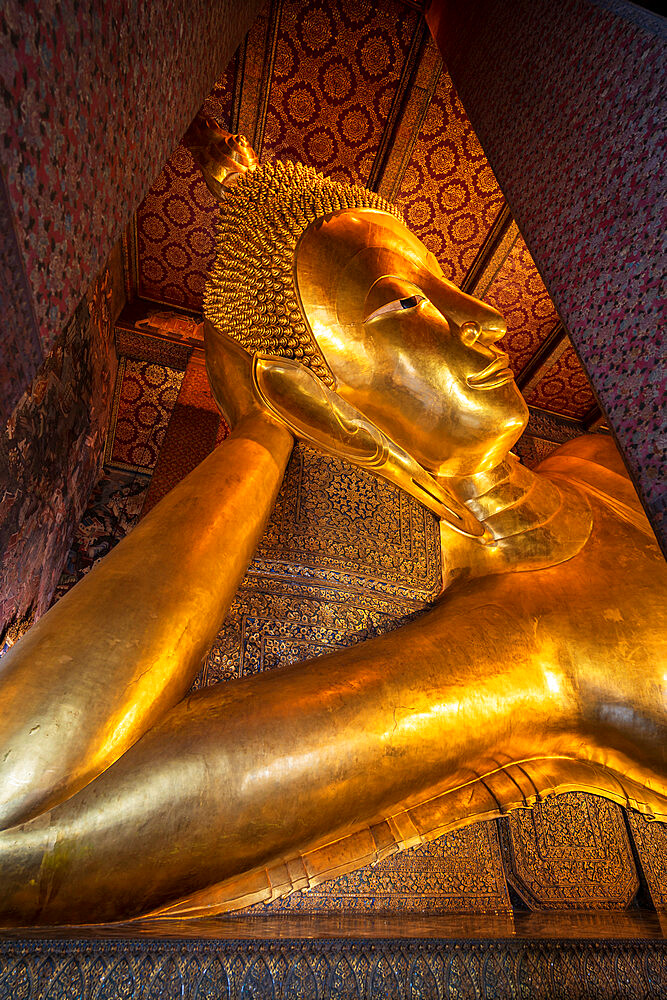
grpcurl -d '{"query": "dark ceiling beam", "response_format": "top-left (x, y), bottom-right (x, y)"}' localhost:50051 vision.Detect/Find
top-left (460, 202), bottom-right (513, 296)
top-left (373, 34), bottom-right (442, 201)
top-left (121, 216), bottom-right (140, 304)
top-left (583, 404), bottom-right (605, 431)
top-left (515, 320), bottom-right (566, 391)
top-left (368, 20), bottom-right (430, 194)
top-left (230, 0), bottom-right (284, 155)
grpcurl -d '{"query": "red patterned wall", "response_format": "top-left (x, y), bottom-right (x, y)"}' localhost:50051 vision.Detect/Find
top-left (524, 341), bottom-right (597, 419)
top-left (484, 234), bottom-right (559, 378)
top-left (396, 69), bottom-right (504, 285)
top-left (262, 0), bottom-right (418, 184)
top-left (109, 360), bottom-right (184, 471)
top-left (136, 65), bottom-right (235, 309)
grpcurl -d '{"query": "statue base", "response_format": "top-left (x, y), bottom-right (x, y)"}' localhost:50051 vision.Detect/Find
top-left (1, 913), bottom-right (665, 998)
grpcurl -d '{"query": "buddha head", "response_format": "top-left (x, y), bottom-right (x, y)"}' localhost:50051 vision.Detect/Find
top-left (202, 146), bottom-right (528, 532)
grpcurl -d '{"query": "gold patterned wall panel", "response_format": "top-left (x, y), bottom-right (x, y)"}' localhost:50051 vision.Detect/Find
top-left (626, 812), bottom-right (667, 911)
top-left (250, 443), bottom-right (442, 603)
top-left (262, 0), bottom-right (420, 185)
top-left (523, 340), bottom-right (598, 419)
top-left (194, 575), bottom-right (424, 688)
top-left (483, 233), bottom-right (560, 380)
top-left (396, 68), bottom-right (505, 285)
top-left (499, 793), bottom-right (639, 909)
top-left (192, 441), bottom-right (441, 689)
top-left (106, 358), bottom-right (184, 472)
top-left (253, 822), bottom-right (511, 913)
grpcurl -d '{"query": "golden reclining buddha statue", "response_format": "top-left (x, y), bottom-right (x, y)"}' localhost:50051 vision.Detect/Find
top-left (0, 117), bottom-right (665, 926)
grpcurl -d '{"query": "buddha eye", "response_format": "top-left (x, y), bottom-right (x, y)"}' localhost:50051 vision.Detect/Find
top-left (364, 294), bottom-right (425, 323)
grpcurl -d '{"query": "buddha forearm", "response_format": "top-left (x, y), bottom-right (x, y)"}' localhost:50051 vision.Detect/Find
top-left (0, 411), bottom-right (293, 831)
top-left (0, 592), bottom-right (579, 926)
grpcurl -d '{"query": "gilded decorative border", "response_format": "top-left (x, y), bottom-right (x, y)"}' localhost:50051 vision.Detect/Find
top-left (0, 936), bottom-right (664, 999)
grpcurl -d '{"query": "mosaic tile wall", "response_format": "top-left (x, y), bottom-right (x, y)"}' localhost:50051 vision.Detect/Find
top-left (498, 794), bottom-right (639, 910)
top-left (2, 935), bottom-right (665, 1000)
top-left (0, 246), bottom-right (124, 647)
top-left (0, 168), bottom-right (42, 425)
top-left (0, 0), bottom-right (260, 416)
top-left (430, 0), bottom-right (667, 546)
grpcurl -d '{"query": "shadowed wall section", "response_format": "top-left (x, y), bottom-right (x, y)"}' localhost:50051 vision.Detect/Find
top-left (0, 248), bottom-right (124, 646)
top-left (427, 0), bottom-right (666, 549)
top-left (0, 0), bottom-right (261, 420)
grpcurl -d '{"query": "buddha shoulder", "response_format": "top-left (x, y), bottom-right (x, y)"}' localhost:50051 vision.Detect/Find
top-left (536, 433), bottom-right (660, 546)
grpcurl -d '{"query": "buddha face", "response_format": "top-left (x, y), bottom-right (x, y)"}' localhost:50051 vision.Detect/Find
top-left (296, 210), bottom-right (528, 478)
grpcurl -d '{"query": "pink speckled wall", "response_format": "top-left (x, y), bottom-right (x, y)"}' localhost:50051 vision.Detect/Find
top-left (0, 0), bottom-right (260, 420)
top-left (428, 0), bottom-right (666, 550)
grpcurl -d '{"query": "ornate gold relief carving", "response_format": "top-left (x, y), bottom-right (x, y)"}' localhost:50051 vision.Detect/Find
top-left (194, 576), bottom-right (423, 688)
top-left (250, 442), bottom-right (442, 603)
top-left (499, 793), bottom-right (639, 909)
top-left (626, 812), bottom-right (667, 911)
top-left (253, 822), bottom-right (510, 913)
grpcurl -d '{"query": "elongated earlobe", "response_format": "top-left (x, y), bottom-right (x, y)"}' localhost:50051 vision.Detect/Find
top-left (252, 354), bottom-right (487, 540)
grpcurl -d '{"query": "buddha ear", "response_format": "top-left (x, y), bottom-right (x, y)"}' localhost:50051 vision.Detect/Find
top-left (252, 354), bottom-right (486, 540)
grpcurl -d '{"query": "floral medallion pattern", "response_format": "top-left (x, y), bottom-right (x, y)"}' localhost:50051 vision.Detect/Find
top-left (108, 359), bottom-right (184, 472)
top-left (523, 341), bottom-right (598, 420)
top-left (396, 69), bottom-right (505, 284)
top-left (262, 0), bottom-right (419, 185)
top-left (483, 234), bottom-right (559, 378)
top-left (136, 63), bottom-right (236, 309)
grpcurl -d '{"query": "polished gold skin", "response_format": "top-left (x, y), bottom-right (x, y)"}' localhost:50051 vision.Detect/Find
top-left (0, 408), bottom-right (293, 830)
top-left (296, 210), bottom-right (525, 480)
top-left (0, 134), bottom-right (665, 925)
top-left (250, 348), bottom-right (485, 537)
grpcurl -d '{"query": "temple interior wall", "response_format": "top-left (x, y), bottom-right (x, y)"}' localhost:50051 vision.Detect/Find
top-left (0, 0), bottom-right (261, 422)
top-left (0, 3), bottom-right (665, 993)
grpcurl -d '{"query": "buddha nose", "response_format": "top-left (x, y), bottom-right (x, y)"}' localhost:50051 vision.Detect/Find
top-left (459, 309), bottom-right (507, 348)
top-left (480, 312), bottom-right (507, 346)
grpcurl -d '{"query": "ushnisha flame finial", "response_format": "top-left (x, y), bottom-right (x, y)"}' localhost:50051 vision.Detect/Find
top-left (183, 112), bottom-right (259, 199)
